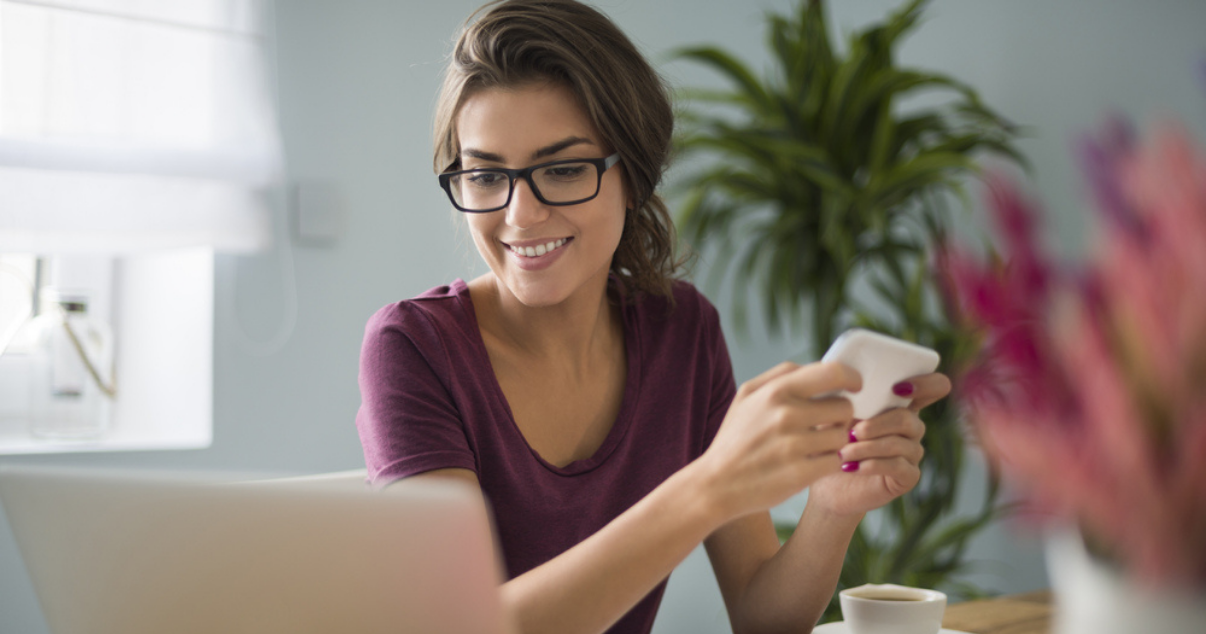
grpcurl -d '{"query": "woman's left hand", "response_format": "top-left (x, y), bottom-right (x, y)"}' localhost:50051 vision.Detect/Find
top-left (806, 372), bottom-right (951, 517)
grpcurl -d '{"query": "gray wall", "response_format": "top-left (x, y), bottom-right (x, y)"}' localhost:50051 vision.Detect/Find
top-left (3, 1), bottom-right (1205, 632)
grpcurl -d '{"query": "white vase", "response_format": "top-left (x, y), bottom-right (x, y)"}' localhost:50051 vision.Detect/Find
top-left (25, 288), bottom-right (115, 439)
top-left (1045, 528), bottom-right (1206, 634)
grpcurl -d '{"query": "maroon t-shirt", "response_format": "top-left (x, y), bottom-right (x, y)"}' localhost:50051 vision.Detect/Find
top-left (355, 278), bottom-right (736, 634)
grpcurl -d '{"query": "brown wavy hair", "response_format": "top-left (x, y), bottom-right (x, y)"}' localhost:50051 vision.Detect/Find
top-left (433, 0), bottom-right (687, 300)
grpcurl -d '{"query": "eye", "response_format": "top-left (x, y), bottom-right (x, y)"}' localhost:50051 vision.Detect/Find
top-left (465, 171), bottom-right (508, 189)
top-left (542, 164), bottom-right (589, 181)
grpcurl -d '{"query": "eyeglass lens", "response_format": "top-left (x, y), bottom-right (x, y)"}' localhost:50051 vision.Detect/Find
top-left (447, 161), bottom-right (600, 211)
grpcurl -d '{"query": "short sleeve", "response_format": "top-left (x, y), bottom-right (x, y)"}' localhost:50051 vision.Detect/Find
top-left (699, 292), bottom-right (737, 449)
top-left (355, 304), bottom-right (477, 486)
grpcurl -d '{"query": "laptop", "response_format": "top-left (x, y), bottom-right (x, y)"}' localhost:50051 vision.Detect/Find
top-left (0, 465), bottom-right (513, 634)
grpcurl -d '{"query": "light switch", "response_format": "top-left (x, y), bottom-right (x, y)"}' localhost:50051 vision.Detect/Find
top-left (291, 181), bottom-right (343, 246)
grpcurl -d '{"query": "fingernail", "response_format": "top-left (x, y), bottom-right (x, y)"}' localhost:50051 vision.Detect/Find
top-left (892, 382), bottom-right (915, 397)
top-left (841, 461), bottom-right (860, 472)
top-left (848, 430), bottom-right (858, 443)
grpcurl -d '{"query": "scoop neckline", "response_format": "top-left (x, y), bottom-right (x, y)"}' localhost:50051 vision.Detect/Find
top-left (450, 278), bottom-right (642, 476)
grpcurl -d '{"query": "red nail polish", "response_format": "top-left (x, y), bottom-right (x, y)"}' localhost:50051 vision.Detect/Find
top-left (848, 430), bottom-right (858, 443)
top-left (842, 461), bottom-right (860, 472)
top-left (892, 382), bottom-right (915, 397)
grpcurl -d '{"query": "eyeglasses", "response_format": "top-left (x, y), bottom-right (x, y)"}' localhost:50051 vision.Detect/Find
top-left (438, 153), bottom-right (621, 213)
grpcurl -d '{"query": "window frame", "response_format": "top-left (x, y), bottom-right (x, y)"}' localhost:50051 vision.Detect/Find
top-left (0, 250), bottom-right (215, 454)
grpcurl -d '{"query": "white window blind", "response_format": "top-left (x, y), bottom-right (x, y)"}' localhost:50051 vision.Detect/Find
top-left (0, 0), bottom-right (281, 254)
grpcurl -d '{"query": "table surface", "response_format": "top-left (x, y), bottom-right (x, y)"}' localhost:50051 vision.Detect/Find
top-left (941, 590), bottom-right (1052, 634)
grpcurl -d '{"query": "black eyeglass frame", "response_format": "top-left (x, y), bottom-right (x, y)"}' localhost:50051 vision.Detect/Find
top-left (438, 153), bottom-right (621, 213)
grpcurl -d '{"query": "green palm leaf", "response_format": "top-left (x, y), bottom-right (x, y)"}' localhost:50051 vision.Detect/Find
top-left (674, 0), bottom-right (1025, 623)
top-left (673, 46), bottom-right (773, 114)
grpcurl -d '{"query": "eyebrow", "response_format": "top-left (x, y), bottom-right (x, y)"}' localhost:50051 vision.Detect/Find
top-left (461, 136), bottom-right (596, 164)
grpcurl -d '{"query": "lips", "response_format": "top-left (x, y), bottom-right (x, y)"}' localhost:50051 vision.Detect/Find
top-left (505, 237), bottom-right (570, 258)
top-left (502, 236), bottom-right (572, 271)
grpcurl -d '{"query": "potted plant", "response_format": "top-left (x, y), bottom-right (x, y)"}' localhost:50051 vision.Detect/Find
top-left (672, 0), bottom-right (1022, 621)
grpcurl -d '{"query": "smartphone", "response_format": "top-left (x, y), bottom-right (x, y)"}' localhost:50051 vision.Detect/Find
top-left (819, 328), bottom-right (940, 419)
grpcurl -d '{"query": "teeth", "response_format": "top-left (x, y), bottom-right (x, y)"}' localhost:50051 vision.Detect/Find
top-left (510, 238), bottom-right (567, 258)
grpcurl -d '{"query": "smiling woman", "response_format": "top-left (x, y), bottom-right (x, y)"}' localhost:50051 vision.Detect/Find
top-left (455, 83), bottom-right (630, 308)
top-left (431, 0), bottom-right (682, 301)
top-left (353, 2), bottom-right (950, 634)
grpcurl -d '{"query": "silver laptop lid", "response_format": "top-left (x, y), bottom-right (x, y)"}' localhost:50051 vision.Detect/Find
top-left (0, 466), bottom-right (511, 634)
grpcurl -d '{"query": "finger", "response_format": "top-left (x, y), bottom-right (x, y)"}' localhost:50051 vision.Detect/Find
top-left (796, 451), bottom-right (845, 481)
top-left (801, 397), bottom-right (856, 431)
top-left (758, 395), bottom-right (853, 441)
top-left (842, 457), bottom-right (921, 496)
top-left (808, 421), bottom-right (857, 455)
top-left (852, 409), bottom-right (925, 442)
top-left (766, 361), bottom-right (864, 403)
top-left (780, 421), bottom-right (852, 460)
top-left (893, 372), bottom-right (952, 412)
top-left (840, 434), bottom-right (925, 466)
top-left (737, 361), bottom-right (802, 397)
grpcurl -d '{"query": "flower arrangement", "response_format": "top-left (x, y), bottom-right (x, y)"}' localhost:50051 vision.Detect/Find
top-left (937, 115), bottom-right (1206, 587)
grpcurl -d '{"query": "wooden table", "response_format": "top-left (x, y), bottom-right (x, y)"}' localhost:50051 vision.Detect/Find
top-left (941, 590), bottom-right (1052, 634)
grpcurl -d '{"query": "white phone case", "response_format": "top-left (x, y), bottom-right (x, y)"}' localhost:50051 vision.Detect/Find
top-left (819, 328), bottom-right (940, 420)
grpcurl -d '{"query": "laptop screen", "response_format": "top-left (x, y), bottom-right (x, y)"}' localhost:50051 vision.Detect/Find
top-left (0, 466), bottom-right (512, 634)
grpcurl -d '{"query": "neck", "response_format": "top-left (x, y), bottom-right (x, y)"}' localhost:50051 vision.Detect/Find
top-left (475, 271), bottom-right (620, 372)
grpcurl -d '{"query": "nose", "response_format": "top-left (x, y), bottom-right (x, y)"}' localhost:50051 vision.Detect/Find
top-left (505, 176), bottom-right (550, 229)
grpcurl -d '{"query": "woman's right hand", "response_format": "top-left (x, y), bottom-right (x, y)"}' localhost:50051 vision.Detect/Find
top-left (693, 361), bottom-right (863, 521)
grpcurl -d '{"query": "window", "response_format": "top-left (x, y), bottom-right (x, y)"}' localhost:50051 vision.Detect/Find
top-left (0, 0), bottom-right (281, 253)
top-left (0, 254), bottom-right (37, 356)
top-left (0, 0), bottom-right (281, 453)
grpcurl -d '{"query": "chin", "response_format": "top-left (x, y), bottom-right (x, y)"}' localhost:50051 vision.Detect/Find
top-left (503, 275), bottom-right (575, 308)
top-left (485, 242), bottom-right (614, 309)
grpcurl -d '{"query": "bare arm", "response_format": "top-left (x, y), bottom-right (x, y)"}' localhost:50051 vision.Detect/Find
top-left (415, 361), bottom-right (865, 634)
top-left (705, 507), bottom-right (862, 634)
top-left (704, 371), bottom-right (952, 633)
top-left (414, 463), bottom-right (728, 634)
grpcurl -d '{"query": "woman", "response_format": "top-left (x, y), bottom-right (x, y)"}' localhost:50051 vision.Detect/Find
top-left (355, 1), bottom-right (951, 633)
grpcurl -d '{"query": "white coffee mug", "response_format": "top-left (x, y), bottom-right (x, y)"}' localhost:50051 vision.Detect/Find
top-left (839, 583), bottom-right (947, 634)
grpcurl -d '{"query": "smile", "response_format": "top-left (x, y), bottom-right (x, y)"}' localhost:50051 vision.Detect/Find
top-left (506, 238), bottom-right (570, 258)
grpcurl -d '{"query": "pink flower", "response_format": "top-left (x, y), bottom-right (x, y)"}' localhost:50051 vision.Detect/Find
top-left (941, 116), bottom-right (1206, 586)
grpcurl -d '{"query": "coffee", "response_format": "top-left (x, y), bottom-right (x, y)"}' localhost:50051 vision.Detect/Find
top-left (845, 587), bottom-right (929, 602)
top-left (839, 583), bottom-right (947, 634)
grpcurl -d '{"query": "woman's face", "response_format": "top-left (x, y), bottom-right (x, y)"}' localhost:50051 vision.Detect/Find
top-left (454, 82), bottom-right (627, 309)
